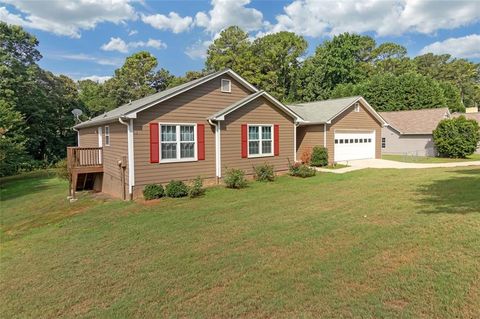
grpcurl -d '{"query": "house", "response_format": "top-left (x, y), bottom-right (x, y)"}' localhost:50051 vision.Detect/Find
top-left (452, 112), bottom-right (480, 154)
top-left (379, 108), bottom-right (450, 156)
top-left (287, 97), bottom-right (387, 163)
top-left (70, 69), bottom-right (302, 199)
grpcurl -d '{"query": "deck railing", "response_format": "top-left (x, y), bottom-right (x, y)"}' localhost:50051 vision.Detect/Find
top-left (67, 147), bottom-right (103, 170)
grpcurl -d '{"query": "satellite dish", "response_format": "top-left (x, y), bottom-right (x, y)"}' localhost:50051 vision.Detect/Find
top-left (72, 109), bottom-right (83, 122)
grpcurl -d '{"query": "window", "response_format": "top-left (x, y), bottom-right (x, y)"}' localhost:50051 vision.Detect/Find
top-left (221, 79), bottom-right (231, 93)
top-left (335, 139), bottom-right (338, 144)
top-left (160, 124), bottom-right (196, 161)
top-left (355, 138), bottom-right (358, 143)
top-left (368, 138), bottom-right (372, 143)
top-left (354, 103), bottom-right (360, 112)
top-left (248, 125), bottom-right (272, 157)
top-left (382, 137), bottom-right (386, 148)
top-left (104, 126), bottom-right (110, 146)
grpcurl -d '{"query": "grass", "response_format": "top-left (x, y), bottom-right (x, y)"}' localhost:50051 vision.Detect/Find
top-left (383, 153), bottom-right (480, 163)
top-left (1, 167), bottom-right (480, 318)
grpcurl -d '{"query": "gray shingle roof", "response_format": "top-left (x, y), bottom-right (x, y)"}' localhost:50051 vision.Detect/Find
top-left (286, 96), bottom-right (362, 123)
top-left (75, 69), bottom-right (255, 129)
top-left (379, 108), bottom-right (450, 135)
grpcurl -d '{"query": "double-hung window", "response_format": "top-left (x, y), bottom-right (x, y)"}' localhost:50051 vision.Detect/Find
top-left (248, 125), bottom-right (273, 157)
top-left (104, 126), bottom-right (110, 146)
top-left (160, 124), bottom-right (196, 162)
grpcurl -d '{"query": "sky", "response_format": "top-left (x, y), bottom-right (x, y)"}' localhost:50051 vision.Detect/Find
top-left (1, 0), bottom-right (480, 83)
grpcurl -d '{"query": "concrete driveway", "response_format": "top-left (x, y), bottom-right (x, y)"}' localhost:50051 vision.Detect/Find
top-left (316, 158), bottom-right (480, 174)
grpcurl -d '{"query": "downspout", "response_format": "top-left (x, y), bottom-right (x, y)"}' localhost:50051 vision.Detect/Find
top-left (294, 122), bottom-right (299, 162)
top-left (119, 117), bottom-right (135, 199)
top-left (323, 123), bottom-right (327, 148)
top-left (208, 119), bottom-right (221, 182)
top-left (72, 127), bottom-right (79, 146)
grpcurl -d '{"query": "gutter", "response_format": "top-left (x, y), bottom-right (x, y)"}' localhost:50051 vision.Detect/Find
top-left (72, 127), bottom-right (79, 146)
top-left (208, 119), bottom-right (222, 181)
top-left (119, 117), bottom-right (135, 199)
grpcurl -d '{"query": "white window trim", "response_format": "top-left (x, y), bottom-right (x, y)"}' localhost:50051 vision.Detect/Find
top-left (354, 103), bottom-right (360, 112)
top-left (104, 125), bottom-right (110, 146)
top-left (159, 123), bottom-right (197, 163)
top-left (221, 79), bottom-right (231, 93)
top-left (247, 124), bottom-right (274, 158)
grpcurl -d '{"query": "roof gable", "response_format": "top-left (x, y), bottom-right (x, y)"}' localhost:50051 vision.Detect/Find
top-left (287, 96), bottom-right (387, 126)
top-left (75, 69), bottom-right (258, 129)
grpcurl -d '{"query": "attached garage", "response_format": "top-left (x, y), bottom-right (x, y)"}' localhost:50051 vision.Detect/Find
top-left (289, 96), bottom-right (387, 164)
top-left (334, 130), bottom-right (376, 161)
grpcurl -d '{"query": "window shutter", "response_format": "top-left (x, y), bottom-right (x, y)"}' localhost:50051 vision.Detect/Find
top-left (149, 123), bottom-right (159, 163)
top-left (197, 124), bottom-right (205, 160)
top-left (274, 124), bottom-right (280, 156)
top-left (241, 124), bottom-right (248, 158)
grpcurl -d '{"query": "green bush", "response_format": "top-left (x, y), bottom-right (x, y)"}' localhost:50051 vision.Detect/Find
top-left (433, 116), bottom-right (480, 158)
top-left (143, 184), bottom-right (164, 200)
top-left (54, 158), bottom-right (69, 180)
top-left (165, 180), bottom-right (189, 198)
top-left (288, 161), bottom-right (316, 178)
top-left (310, 146), bottom-right (328, 166)
top-left (253, 163), bottom-right (275, 182)
top-left (188, 176), bottom-right (205, 198)
top-left (224, 168), bottom-right (247, 189)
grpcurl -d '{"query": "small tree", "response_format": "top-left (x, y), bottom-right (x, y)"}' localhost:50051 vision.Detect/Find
top-left (433, 116), bottom-right (480, 158)
top-left (310, 146), bottom-right (328, 166)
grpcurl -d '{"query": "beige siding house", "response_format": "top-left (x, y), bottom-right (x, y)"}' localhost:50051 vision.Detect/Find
top-left (379, 108), bottom-right (450, 157)
top-left (288, 97), bottom-right (387, 164)
top-left (72, 69), bottom-right (301, 199)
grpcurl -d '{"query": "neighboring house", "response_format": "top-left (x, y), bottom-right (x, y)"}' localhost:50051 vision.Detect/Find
top-left (452, 112), bottom-right (480, 154)
top-left (379, 108), bottom-right (450, 157)
top-left (287, 97), bottom-right (387, 163)
top-left (71, 69), bottom-right (301, 199)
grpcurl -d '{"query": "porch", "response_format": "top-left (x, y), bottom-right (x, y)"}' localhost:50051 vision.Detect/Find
top-left (67, 147), bottom-right (103, 198)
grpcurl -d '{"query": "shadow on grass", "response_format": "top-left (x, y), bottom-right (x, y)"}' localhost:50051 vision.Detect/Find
top-left (416, 168), bottom-right (480, 214)
top-left (0, 171), bottom-right (56, 202)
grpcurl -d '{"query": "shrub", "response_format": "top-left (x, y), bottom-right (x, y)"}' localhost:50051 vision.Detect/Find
top-left (188, 176), bottom-right (205, 198)
top-left (165, 180), bottom-right (188, 198)
top-left (288, 160), bottom-right (316, 178)
top-left (300, 148), bottom-right (312, 164)
top-left (433, 116), bottom-right (480, 158)
top-left (224, 168), bottom-right (247, 189)
top-left (310, 146), bottom-right (328, 166)
top-left (54, 158), bottom-right (69, 180)
top-left (143, 184), bottom-right (164, 200)
top-left (253, 163), bottom-right (275, 182)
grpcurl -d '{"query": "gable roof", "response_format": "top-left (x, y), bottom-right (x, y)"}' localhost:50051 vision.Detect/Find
top-left (379, 108), bottom-right (450, 135)
top-left (452, 112), bottom-right (480, 123)
top-left (286, 96), bottom-right (387, 125)
top-left (208, 90), bottom-right (302, 122)
top-left (74, 69), bottom-right (258, 129)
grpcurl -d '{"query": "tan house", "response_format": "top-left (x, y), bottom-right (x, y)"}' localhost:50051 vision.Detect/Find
top-left (379, 108), bottom-right (450, 156)
top-left (70, 69), bottom-right (302, 199)
top-left (287, 97), bottom-right (387, 163)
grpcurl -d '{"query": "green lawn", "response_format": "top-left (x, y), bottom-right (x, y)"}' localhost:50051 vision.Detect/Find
top-left (1, 167), bottom-right (480, 318)
top-left (383, 153), bottom-right (480, 163)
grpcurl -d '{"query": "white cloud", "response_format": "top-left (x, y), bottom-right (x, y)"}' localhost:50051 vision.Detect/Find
top-left (194, 0), bottom-right (265, 34)
top-left (79, 75), bottom-right (112, 83)
top-left (101, 37), bottom-right (167, 53)
top-left (420, 34), bottom-right (480, 59)
top-left (141, 12), bottom-right (193, 33)
top-left (268, 0), bottom-right (480, 37)
top-left (53, 53), bottom-right (123, 66)
top-left (185, 40), bottom-right (212, 60)
top-left (0, 0), bottom-right (136, 38)
top-left (128, 29), bottom-right (138, 36)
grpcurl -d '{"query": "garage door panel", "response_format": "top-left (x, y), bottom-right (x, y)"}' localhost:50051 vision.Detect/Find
top-left (334, 131), bottom-right (375, 161)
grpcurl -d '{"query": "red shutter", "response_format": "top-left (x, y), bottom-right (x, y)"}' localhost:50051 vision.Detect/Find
top-left (197, 124), bottom-right (205, 160)
top-left (241, 124), bottom-right (248, 158)
top-left (274, 124), bottom-right (280, 156)
top-left (149, 123), bottom-right (159, 163)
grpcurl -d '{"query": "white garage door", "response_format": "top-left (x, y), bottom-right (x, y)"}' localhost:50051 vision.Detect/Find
top-left (334, 131), bottom-right (375, 162)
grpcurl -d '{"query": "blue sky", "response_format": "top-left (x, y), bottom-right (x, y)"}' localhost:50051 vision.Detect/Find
top-left (1, 0), bottom-right (479, 82)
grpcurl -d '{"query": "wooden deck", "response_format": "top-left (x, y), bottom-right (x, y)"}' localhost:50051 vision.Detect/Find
top-left (67, 147), bottom-right (103, 198)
